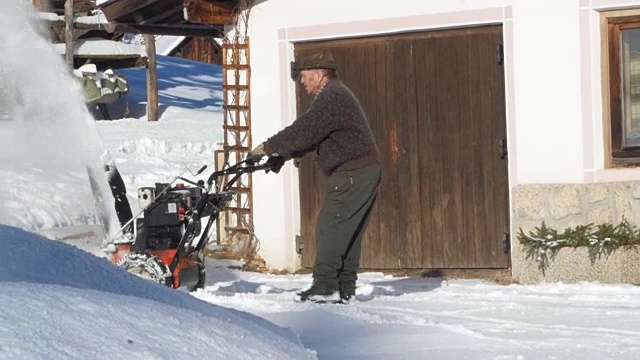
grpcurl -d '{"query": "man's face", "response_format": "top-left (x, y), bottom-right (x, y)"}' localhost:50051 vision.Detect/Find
top-left (300, 69), bottom-right (324, 95)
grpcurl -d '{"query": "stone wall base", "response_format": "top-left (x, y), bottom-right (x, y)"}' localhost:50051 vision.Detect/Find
top-left (512, 182), bottom-right (640, 284)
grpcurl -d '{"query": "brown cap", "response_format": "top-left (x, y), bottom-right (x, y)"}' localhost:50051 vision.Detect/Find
top-left (294, 49), bottom-right (337, 71)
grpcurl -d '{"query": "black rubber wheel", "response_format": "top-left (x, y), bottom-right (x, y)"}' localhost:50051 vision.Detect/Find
top-left (117, 252), bottom-right (173, 288)
top-left (187, 259), bottom-right (206, 292)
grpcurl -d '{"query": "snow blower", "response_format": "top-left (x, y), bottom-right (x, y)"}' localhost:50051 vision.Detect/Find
top-left (102, 155), bottom-right (284, 291)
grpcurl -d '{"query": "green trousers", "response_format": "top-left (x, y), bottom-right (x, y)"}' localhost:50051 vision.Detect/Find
top-left (313, 163), bottom-right (381, 293)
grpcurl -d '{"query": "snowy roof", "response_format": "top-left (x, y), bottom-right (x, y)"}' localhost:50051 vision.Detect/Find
top-left (156, 35), bottom-right (186, 56)
top-left (52, 38), bottom-right (146, 58)
top-left (36, 11), bottom-right (110, 26)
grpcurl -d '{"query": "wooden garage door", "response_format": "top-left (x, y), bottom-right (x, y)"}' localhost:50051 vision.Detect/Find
top-left (295, 25), bottom-right (510, 269)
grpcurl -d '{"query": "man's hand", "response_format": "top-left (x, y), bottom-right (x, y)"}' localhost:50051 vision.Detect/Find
top-left (265, 156), bottom-right (285, 174)
top-left (247, 142), bottom-right (266, 161)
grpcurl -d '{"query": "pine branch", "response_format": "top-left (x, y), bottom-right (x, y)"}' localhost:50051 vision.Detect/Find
top-left (517, 218), bottom-right (640, 273)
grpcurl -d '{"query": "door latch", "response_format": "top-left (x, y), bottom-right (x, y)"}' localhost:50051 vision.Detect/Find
top-left (496, 44), bottom-right (504, 65)
top-left (498, 139), bottom-right (508, 159)
top-left (295, 235), bottom-right (304, 255)
top-left (503, 232), bottom-right (511, 254)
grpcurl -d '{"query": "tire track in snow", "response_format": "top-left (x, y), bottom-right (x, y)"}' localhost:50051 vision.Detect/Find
top-left (321, 298), bottom-right (640, 351)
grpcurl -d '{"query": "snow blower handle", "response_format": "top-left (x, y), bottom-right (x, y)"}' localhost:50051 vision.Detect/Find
top-left (205, 157), bottom-right (286, 186)
top-left (195, 164), bottom-right (208, 175)
top-left (242, 155), bottom-right (285, 174)
top-left (264, 156), bottom-right (285, 174)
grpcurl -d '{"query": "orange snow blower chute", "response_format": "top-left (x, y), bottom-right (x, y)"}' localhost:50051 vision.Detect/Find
top-left (105, 156), bottom-right (285, 291)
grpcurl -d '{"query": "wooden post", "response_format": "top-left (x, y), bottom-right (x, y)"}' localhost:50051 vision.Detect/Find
top-left (144, 34), bottom-right (159, 121)
top-left (64, 0), bottom-right (74, 69)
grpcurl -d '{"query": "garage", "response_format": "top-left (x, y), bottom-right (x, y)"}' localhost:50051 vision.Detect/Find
top-left (295, 25), bottom-right (510, 270)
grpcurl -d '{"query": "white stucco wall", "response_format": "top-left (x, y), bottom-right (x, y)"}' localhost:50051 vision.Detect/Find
top-left (511, 0), bottom-right (584, 184)
top-left (246, 0), bottom-right (640, 270)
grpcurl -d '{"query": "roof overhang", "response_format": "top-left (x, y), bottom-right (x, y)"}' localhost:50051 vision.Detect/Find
top-left (98, 0), bottom-right (240, 36)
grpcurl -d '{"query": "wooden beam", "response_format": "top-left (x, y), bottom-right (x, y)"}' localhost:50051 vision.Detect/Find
top-left (144, 34), bottom-right (159, 122)
top-left (49, 0), bottom-right (93, 14)
top-left (184, 0), bottom-right (237, 25)
top-left (47, 18), bottom-right (109, 31)
top-left (64, 0), bottom-right (74, 69)
top-left (109, 22), bottom-right (224, 37)
top-left (138, 6), bottom-right (184, 25)
top-left (100, 0), bottom-right (167, 21)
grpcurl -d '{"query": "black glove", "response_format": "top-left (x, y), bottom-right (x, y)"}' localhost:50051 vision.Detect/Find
top-left (265, 156), bottom-right (285, 174)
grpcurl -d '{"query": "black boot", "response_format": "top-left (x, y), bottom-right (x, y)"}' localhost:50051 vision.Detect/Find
top-left (295, 284), bottom-right (339, 302)
top-left (339, 287), bottom-right (355, 303)
top-left (338, 280), bottom-right (356, 303)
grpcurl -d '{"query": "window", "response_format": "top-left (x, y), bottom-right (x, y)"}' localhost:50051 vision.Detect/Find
top-left (605, 13), bottom-right (640, 165)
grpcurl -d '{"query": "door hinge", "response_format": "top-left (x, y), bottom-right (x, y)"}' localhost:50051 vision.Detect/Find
top-left (503, 232), bottom-right (511, 254)
top-left (290, 61), bottom-right (300, 80)
top-left (498, 138), bottom-right (508, 159)
top-left (295, 234), bottom-right (304, 254)
top-left (496, 43), bottom-right (504, 65)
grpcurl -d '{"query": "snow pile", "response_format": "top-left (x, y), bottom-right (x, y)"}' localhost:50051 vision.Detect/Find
top-left (0, 225), bottom-right (316, 359)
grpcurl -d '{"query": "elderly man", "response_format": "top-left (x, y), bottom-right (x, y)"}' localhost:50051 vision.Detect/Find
top-left (250, 49), bottom-right (381, 303)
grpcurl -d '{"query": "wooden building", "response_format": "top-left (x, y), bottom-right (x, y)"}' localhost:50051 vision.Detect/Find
top-left (33, 0), bottom-right (146, 70)
top-left (167, 37), bottom-right (223, 65)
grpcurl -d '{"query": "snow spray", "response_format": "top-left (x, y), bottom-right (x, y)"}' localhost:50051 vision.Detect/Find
top-left (0, 1), bottom-right (120, 237)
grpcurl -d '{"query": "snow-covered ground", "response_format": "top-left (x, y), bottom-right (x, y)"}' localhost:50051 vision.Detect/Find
top-left (196, 266), bottom-right (640, 360)
top-left (3, 2), bottom-right (640, 359)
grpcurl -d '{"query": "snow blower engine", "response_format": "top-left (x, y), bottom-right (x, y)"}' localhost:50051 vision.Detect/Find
top-left (105, 155), bottom-right (285, 291)
top-left (135, 182), bottom-right (210, 251)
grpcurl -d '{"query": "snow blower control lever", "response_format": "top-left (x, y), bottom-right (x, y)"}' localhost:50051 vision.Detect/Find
top-left (207, 156), bottom-right (285, 189)
top-left (107, 156), bottom-right (285, 292)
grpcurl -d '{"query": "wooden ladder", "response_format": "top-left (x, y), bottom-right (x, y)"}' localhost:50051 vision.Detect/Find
top-left (219, 37), bottom-right (253, 243)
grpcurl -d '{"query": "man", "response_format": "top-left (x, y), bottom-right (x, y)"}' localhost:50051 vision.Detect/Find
top-left (250, 49), bottom-right (381, 303)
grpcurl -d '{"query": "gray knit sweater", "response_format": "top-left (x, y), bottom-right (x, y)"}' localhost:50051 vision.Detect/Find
top-left (264, 79), bottom-right (380, 175)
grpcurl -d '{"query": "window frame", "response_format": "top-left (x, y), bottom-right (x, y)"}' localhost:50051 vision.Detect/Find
top-left (604, 11), bottom-right (640, 165)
